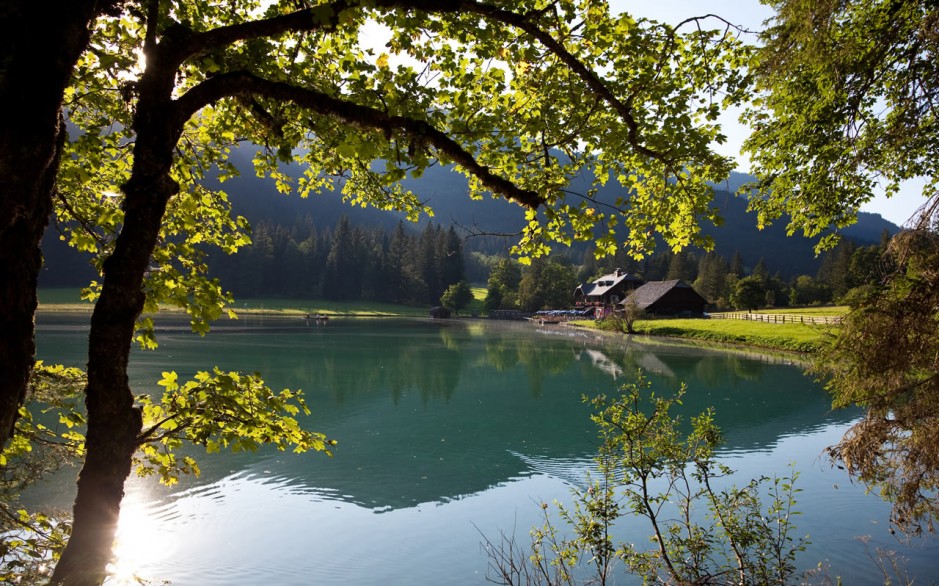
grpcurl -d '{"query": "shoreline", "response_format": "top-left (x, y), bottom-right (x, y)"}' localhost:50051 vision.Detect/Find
top-left (35, 304), bottom-right (822, 364)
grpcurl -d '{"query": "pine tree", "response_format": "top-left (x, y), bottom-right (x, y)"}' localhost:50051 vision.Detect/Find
top-left (666, 249), bottom-right (697, 281)
top-left (323, 216), bottom-right (358, 300)
top-left (693, 252), bottom-right (729, 303)
top-left (730, 250), bottom-right (745, 277)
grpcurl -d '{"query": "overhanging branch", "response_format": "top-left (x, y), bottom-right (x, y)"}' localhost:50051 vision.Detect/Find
top-left (175, 71), bottom-right (545, 209)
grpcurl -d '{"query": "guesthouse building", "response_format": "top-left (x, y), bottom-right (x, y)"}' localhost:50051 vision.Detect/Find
top-left (573, 268), bottom-right (644, 307)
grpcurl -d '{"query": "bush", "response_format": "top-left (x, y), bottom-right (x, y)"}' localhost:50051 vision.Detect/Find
top-left (484, 372), bottom-right (807, 585)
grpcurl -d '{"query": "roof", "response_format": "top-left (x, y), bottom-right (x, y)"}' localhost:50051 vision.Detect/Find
top-left (625, 279), bottom-right (697, 310)
top-left (576, 270), bottom-right (642, 298)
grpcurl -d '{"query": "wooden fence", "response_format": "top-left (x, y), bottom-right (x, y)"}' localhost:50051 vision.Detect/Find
top-left (707, 312), bottom-right (843, 325)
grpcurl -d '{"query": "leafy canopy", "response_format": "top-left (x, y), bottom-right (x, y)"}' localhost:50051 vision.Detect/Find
top-left (58, 0), bottom-right (755, 339)
top-left (743, 0), bottom-right (939, 248)
top-left (815, 216), bottom-right (939, 535)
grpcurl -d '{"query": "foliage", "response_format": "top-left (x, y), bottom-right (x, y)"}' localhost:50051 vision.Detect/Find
top-left (138, 369), bottom-right (334, 485)
top-left (57, 0), bottom-right (758, 302)
top-left (694, 251), bottom-right (731, 305)
top-left (484, 372), bottom-right (807, 585)
top-left (1, 363), bottom-right (87, 583)
top-left (619, 299), bottom-right (646, 334)
top-left (440, 280), bottom-right (473, 314)
top-left (1, 362), bottom-right (333, 577)
top-left (483, 257), bottom-right (519, 312)
top-left (730, 275), bottom-right (766, 312)
top-left (517, 259), bottom-right (578, 313)
top-left (789, 275), bottom-right (832, 307)
top-left (11, 0), bottom-right (781, 580)
top-left (814, 208), bottom-right (939, 535)
top-left (743, 0), bottom-right (938, 248)
top-left (594, 300), bottom-right (646, 334)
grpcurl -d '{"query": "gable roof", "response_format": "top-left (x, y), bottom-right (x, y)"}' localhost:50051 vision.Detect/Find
top-left (576, 270), bottom-right (642, 298)
top-left (625, 279), bottom-right (699, 310)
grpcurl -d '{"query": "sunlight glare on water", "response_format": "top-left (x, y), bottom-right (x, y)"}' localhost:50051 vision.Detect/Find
top-left (107, 495), bottom-right (174, 585)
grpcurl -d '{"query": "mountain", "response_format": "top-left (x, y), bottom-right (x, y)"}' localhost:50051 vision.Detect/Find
top-left (212, 148), bottom-right (898, 276)
top-left (39, 148), bottom-right (900, 286)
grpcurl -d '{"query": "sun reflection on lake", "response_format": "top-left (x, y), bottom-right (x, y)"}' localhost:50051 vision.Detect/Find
top-left (107, 495), bottom-right (173, 585)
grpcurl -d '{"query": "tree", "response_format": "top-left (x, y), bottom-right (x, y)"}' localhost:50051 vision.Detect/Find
top-left (666, 249), bottom-right (697, 281)
top-left (620, 298), bottom-right (645, 334)
top-left (440, 280), bottom-right (473, 315)
top-left (439, 226), bottom-right (465, 290)
top-left (484, 373), bottom-right (806, 585)
top-left (817, 241), bottom-right (856, 299)
top-left (788, 275), bottom-right (831, 306)
top-left (0, 0), bottom-right (125, 451)
top-left (729, 250), bottom-right (745, 277)
top-left (747, 0), bottom-right (938, 534)
top-left (730, 275), bottom-right (765, 312)
top-left (517, 259), bottom-right (577, 313)
top-left (743, 0), bottom-right (938, 247)
top-left (815, 214), bottom-right (939, 535)
top-left (3, 1), bottom-right (756, 582)
top-left (693, 251), bottom-right (729, 304)
top-left (484, 257), bottom-right (523, 312)
top-left (323, 216), bottom-right (359, 300)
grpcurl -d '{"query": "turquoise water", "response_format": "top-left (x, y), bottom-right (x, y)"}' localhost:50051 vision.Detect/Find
top-left (33, 313), bottom-right (938, 584)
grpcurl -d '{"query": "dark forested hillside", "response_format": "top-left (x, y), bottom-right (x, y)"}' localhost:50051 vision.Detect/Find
top-left (209, 148), bottom-right (897, 276)
top-left (40, 145), bottom-right (899, 291)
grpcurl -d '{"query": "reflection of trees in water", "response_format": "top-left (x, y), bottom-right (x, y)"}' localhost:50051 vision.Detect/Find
top-left (292, 326), bottom-right (465, 405)
top-left (692, 353), bottom-right (767, 386)
top-left (436, 324), bottom-right (465, 352)
top-left (516, 336), bottom-right (577, 398)
top-left (483, 336), bottom-right (520, 372)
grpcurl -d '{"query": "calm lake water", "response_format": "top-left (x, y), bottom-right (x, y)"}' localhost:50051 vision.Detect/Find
top-left (33, 313), bottom-right (938, 585)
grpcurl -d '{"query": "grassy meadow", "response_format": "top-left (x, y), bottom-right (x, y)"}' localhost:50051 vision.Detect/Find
top-left (572, 309), bottom-right (844, 353)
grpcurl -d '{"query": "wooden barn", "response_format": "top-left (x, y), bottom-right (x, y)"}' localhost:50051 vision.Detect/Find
top-left (623, 279), bottom-right (707, 317)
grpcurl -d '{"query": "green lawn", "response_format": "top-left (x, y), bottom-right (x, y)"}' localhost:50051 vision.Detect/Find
top-left (574, 316), bottom-right (836, 353)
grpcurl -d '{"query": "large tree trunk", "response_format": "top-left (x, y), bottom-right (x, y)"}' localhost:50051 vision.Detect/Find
top-left (0, 0), bottom-right (113, 449)
top-left (51, 49), bottom-right (186, 581)
top-left (50, 168), bottom-right (180, 585)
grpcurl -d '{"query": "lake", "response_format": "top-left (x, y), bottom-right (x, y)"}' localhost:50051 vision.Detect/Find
top-left (32, 313), bottom-right (938, 584)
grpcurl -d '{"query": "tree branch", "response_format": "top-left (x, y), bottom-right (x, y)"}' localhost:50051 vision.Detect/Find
top-left (174, 71), bottom-right (544, 208)
top-left (443, 0), bottom-right (670, 163)
top-left (169, 0), bottom-right (357, 65)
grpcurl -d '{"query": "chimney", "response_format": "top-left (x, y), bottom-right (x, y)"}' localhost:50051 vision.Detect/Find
top-left (615, 268), bottom-right (623, 277)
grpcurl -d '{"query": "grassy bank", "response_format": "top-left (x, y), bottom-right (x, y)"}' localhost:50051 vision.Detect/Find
top-left (573, 316), bottom-right (838, 353)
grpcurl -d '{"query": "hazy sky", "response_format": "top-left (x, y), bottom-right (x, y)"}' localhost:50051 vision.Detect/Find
top-left (612, 0), bottom-right (925, 226)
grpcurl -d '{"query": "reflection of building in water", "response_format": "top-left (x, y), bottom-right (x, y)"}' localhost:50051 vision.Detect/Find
top-left (630, 351), bottom-right (676, 379)
top-left (579, 348), bottom-right (624, 380)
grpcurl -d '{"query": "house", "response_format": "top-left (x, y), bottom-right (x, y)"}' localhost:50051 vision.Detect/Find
top-left (623, 279), bottom-right (707, 317)
top-left (573, 268), bottom-right (644, 307)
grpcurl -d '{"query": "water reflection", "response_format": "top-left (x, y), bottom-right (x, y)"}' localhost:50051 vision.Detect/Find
top-left (34, 315), bottom-right (855, 511)
top-left (34, 314), bottom-right (926, 586)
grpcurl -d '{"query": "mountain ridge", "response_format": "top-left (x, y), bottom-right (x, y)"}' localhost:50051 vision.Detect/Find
top-left (39, 149), bottom-right (899, 286)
